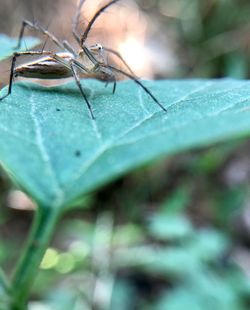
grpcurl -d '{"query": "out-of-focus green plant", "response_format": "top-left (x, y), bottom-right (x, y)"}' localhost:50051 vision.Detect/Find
top-left (23, 185), bottom-right (250, 310)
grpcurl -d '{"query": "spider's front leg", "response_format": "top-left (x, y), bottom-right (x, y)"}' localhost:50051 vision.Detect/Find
top-left (103, 47), bottom-right (135, 76)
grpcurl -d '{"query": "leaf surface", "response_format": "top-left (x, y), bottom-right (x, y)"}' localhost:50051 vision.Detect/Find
top-left (0, 78), bottom-right (250, 209)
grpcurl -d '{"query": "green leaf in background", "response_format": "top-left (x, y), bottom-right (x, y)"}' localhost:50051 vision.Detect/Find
top-left (0, 34), bottom-right (40, 61)
top-left (1, 78), bottom-right (250, 209)
top-left (148, 214), bottom-right (193, 240)
top-left (155, 272), bottom-right (244, 310)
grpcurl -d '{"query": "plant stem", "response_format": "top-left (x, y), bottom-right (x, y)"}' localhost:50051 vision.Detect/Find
top-left (11, 206), bottom-right (61, 310)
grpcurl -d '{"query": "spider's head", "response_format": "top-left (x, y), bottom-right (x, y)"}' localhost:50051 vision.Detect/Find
top-left (89, 43), bottom-right (103, 54)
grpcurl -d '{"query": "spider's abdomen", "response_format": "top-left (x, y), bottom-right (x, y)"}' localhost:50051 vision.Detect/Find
top-left (15, 53), bottom-right (73, 80)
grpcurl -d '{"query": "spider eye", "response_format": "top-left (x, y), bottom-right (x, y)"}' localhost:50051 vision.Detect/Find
top-left (89, 43), bottom-right (103, 52)
top-left (96, 43), bottom-right (103, 50)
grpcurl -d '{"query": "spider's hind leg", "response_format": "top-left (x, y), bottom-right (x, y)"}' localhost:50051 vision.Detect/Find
top-left (0, 50), bottom-right (52, 101)
top-left (15, 19), bottom-right (71, 52)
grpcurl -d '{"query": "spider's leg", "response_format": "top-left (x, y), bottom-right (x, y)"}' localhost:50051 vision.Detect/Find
top-left (82, 45), bottom-right (100, 65)
top-left (104, 76), bottom-right (117, 94)
top-left (103, 65), bottom-right (167, 112)
top-left (0, 54), bottom-right (17, 100)
top-left (103, 47), bottom-right (135, 76)
top-left (113, 77), bottom-right (117, 94)
top-left (15, 19), bottom-right (75, 53)
top-left (0, 50), bottom-right (52, 101)
top-left (110, 75), bottom-right (117, 94)
top-left (70, 61), bottom-right (95, 120)
top-left (63, 40), bottom-right (77, 57)
top-left (72, 0), bottom-right (86, 45)
top-left (80, 0), bottom-right (120, 45)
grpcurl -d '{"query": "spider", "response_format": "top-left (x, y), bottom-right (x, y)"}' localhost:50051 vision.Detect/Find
top-left (0, 0), bottom-right (167, 120)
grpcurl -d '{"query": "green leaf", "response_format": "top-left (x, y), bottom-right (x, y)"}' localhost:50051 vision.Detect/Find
top-left (0, 34), bottom-right (40, 60)
top-left (0, 79), bottom-right (250, 209)
top-left (160, 186), bottom-right (191, 213)
top-left (148, 214), bottom-right (193, 240)
top-left (188, 228), bottom-right (229, 262)
top-left (155, 272), bottom-right (244, 310)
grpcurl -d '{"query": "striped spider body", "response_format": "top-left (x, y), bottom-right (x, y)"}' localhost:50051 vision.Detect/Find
top-left (15, 53), bottom-right (75, 79)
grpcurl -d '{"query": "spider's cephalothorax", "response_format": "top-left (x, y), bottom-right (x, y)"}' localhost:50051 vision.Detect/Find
top-left (0, 0), bottom-right (167, 120)
top-left (78, 44), bottom-right (105, 71)
top-left (77, 44), bottom-right (115, 82)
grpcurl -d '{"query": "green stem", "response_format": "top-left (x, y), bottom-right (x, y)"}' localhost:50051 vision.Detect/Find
top-left (11, 207), bottom-right (61, 310)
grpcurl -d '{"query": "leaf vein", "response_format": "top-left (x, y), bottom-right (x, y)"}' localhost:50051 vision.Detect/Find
top-left (29, 91), bottom-right (65, 207)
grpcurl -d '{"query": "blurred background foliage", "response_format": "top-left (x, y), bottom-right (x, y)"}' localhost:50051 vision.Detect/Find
top-left (0, 0), bottom-right (250, 309)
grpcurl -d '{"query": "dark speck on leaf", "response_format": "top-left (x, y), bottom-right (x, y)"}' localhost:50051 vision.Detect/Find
top-left (56, 108), bottom-right (61, 112)
top-left (75, 150), bottom-right (81, 157)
